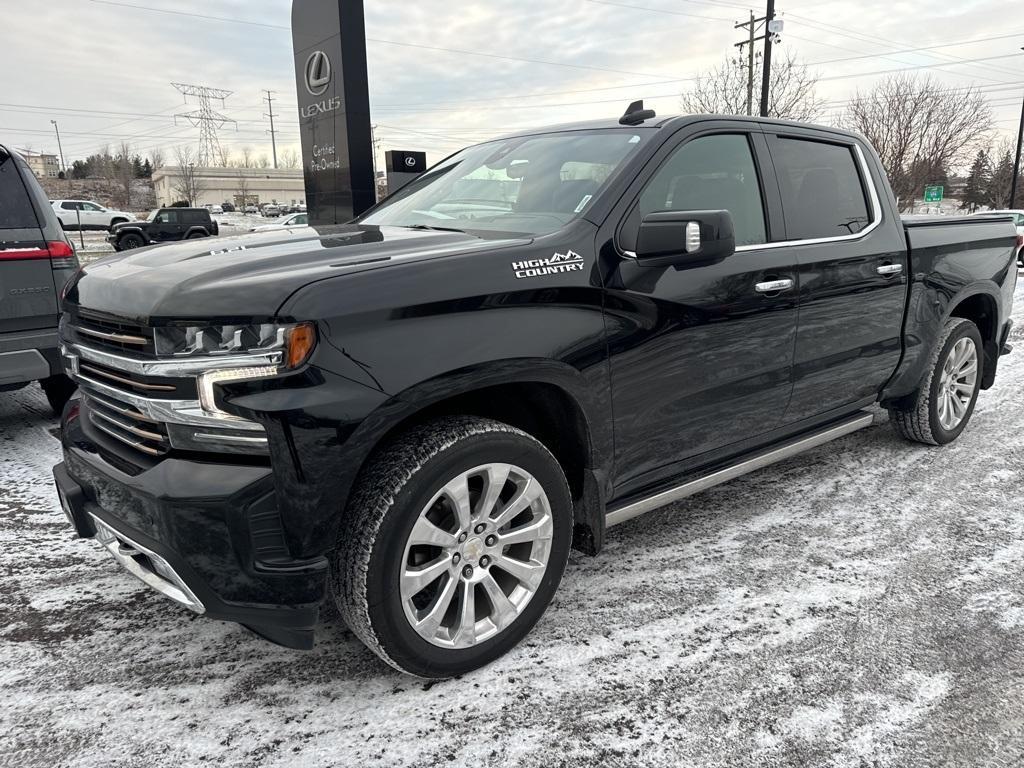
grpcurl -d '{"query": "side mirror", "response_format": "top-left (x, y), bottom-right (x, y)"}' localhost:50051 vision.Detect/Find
top-left (635, 209), bottom-right (736, 267)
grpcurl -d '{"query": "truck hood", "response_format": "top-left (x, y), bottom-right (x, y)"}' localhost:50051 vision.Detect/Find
top-left (67, 225), bottom-right (528, 322)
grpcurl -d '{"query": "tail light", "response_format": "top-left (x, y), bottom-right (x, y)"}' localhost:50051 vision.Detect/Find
top-left (47, 240), bottom-right (79, 270)
top-left (0, 240), bottom-right (78, 269)
top-left (1016, 234), bottom-right (1023, 248)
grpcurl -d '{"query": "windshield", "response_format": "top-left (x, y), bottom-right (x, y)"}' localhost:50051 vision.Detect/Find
top-left (359, 129), bottom-right (649, 237)
top-left (146, 209), bottom-right (160, 221)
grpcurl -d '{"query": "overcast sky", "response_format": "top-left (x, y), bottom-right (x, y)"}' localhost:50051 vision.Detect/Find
top-left (2, 0), bottom-right (1022, 170)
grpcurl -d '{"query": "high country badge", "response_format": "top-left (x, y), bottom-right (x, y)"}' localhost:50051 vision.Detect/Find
top-left (511, 251), bottom-right (585, 279)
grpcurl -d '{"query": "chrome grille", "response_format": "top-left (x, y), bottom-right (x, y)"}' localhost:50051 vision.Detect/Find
top-left (70, 312), bottom-right (155, 357)
top-left (85, 390), bottom-right (171, 457)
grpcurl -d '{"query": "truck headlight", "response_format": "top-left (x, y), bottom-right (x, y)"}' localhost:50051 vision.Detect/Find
top-left (154, 321), bottom-right (316, 362)
top-left (197, 366), bottom-right (279, 418)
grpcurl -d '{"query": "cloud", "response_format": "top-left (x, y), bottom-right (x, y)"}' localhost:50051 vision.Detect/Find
top-left (1, 0), bottom-right (1021, 167)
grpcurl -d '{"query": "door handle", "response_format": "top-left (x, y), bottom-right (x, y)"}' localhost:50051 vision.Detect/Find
top-left (877, 263), bottom-right (903, 276)
top-left (755, 278), bottom-right (794, 293)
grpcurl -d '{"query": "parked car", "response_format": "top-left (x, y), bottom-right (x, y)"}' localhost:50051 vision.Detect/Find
top-left (221, 202), bottom-right (236, 213)
top-left (295, 203), bottom-right (307, 213)
top-left (107, 207), bottom-right (219, 251)
top-left (242, 204), bottom-right (259, 214)
top-left (973, 209), bottom-right (1024, 266)
top-left (205, 204), bottom-right (224, 215)
top-left (0, 144), bottom-right (79, 413)
top-left (52, 199), bottom-right (135, 232)
top-left (261, 204), bottom-right (281, 218)
top-left (249, 212), bottom-right (308, 232)
top-left (53, 109), bottom-right (1018, 678)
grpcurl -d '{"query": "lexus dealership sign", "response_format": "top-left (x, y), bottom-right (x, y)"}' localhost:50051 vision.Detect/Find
top-left (291, 0), bottom-right (375, 224)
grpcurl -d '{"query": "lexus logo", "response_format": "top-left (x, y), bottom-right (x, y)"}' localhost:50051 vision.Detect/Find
top-left (404, 156), bottom-right (417, 168)
top-left (304, 50), bottom-right (332, 97)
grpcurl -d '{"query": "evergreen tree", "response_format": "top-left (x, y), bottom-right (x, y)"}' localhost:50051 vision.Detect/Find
top-left (961, 150), bottom-right (989, 212)
top-left (986, 151), bottom-right (1014, 209)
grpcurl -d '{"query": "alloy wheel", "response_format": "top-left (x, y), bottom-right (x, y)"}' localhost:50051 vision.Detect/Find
top-left (937, 336), bottom-right (978, 431)
top-left (399, 463), bottom-right (553, 649)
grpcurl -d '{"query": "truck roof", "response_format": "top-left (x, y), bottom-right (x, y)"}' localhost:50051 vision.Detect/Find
top-left (496, 113), bottom-right (866, 144)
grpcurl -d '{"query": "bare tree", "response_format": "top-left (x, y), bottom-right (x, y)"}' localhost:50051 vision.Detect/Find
top-left (235, 168), bottom-right (251, 213)
top-left (240, 146), bottom-right (254, 169)
top-left (218, 146), bottom-right (232, 168)
top-left (256, 154), bottom-right (270, 169)
top-left (281, 147), bottom-right (300, 169)
top-left (680, 51), bottom-right (825, 122)
top-left (149, 148), bottom-right (165, 171)
top-left (171, 145), bottom-right (204, 205)
top-left (115, 140), bottom-right (133, 209)
top-left (845, 75), bottom-right (993, 210)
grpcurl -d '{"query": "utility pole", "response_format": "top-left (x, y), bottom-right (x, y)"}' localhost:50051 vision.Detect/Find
top-left (50, 120), bottom-right (66, 175)
top-left (759, 0), bottom-right (776, 117)
top-left (1009, 55), bottom-right (1024, 208)
top-left (264, 89), bottom-right (278, 169)
top-left (734, 10), bottom-right (763, 117)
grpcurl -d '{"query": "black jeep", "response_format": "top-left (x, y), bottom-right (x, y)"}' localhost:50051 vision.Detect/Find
top-left (108, 208), bottom-right (219, 251)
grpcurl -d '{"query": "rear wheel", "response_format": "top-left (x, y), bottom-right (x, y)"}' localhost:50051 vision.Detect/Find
top-left (888, 317), bottom-right (983, 445)
top-left (118, 233), bottom-right (145, 250)
top-left (185, 231), bottom-right (207, 239)
top-left (40, 375), bottom-right (77, 416)
top-left (333, 416), bottom-right (572, 678)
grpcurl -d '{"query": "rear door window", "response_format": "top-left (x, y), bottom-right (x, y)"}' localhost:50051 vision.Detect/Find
top-left (0, 154), bottom-right (40, 229)
top-left (771, 137), bottom-right (871, 240)
top-left (60, 201), bottom-right (78, 211)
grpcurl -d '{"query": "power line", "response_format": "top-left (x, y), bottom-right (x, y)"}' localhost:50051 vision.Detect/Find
top-left (86, 0), bottom-right (677, 79)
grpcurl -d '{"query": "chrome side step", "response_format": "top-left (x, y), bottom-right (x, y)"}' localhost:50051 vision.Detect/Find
top-left (606, 411), bottom-right (875, 527)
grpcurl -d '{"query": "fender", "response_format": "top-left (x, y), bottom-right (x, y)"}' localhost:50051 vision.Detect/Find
top-left (223, 356), bottom-right (611, 558)
top-left (183, 226), bottom-right (210, 239)
top-left (882, 279), bottom-right (1004, 402)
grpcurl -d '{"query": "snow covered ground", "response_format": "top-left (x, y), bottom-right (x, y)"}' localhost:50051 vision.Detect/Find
top-left (1, 279), bottom-right (1022, 768)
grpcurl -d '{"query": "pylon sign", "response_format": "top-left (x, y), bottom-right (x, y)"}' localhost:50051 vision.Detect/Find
top-left (292, 0), bottom-right (375, 225)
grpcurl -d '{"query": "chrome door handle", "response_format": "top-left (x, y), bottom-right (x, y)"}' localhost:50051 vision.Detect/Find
top-left (877, 263), bottom-right (903, 276)
top-left (755, 278), bottom-right (794, 293)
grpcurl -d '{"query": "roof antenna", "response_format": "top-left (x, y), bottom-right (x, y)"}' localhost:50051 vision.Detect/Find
top-left (619, 100), bottom-right (656, 126)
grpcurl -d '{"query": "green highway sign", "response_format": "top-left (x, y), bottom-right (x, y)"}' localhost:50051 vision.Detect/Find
top-left (923, 185), bottom-right (944, 203)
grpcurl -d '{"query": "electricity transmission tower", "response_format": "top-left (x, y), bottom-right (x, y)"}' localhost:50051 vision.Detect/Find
top-left (172, 82), bottom-right (236, 166)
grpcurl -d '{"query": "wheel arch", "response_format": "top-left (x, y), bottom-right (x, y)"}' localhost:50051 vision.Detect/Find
top-left (344, 362), bottom-right (609, 554)
top-left (946, 287), bottom-right (1000, 388)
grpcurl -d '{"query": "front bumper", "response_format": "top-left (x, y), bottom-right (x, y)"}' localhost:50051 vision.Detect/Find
top-left (54, 402), bottom-right (328, 649)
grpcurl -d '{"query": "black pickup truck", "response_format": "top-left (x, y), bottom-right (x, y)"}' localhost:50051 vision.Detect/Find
top-left (53, 109), bottom-right (1017, 678)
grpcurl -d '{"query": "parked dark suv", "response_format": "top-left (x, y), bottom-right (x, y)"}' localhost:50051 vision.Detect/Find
top-left (0, 143), bottom-right (78, 413)
top-left (109, 207), bottom-right (219, 251)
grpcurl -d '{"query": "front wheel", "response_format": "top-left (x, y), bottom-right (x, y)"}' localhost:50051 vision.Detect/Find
top-left (888, 317), bottom-right (983, 445)
top-left (117, 233), bottom-right (145, 250)
top-left (333, 416), bottom-right (572, 678)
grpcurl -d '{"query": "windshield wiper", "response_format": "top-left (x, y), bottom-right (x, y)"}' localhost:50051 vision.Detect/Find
top-left (402, 224), bottom-right (467, 233)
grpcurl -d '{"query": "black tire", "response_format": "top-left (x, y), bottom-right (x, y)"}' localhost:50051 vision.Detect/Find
top-left (333, 416), bottom-right (572, 678)
top-left (185, 231), bottom-right (207, 239)
top-left (40, 375), bottom-right (77, 416)
top-left (118, 233), bottom-right (145, 250)
top-left (108, 218), bottom-right (127, 232)
top-left (888, 317), bottom-right (983, 446)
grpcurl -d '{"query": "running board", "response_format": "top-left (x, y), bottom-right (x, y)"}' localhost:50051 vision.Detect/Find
top-left (606, 411), bottom-right (875, 528)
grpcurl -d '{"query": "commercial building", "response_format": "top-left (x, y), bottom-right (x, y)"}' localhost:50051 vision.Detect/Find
top-left (22, 151), bottom-right (60, 179)
top-left (151, 166), bottom-right (305, 208)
